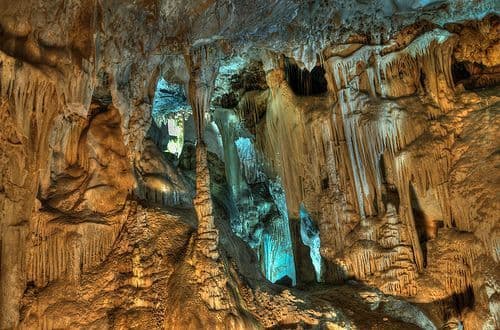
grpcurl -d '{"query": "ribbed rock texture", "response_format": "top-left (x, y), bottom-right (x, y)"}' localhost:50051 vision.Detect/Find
top-left (0, 1), bottom-right (498, 329)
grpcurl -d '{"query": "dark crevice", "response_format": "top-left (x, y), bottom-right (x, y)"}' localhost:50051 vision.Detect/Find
top-left (409, 184), bottom-right (429, 267)
top-left (438, 285), bottom-right (475, 321)
top-left (379, 156), bottom-right (387, 184)
top-left (284, 58), bottom-right (328, 96)
top-left (451, 60), bottom-right (500, 90)
top-left (451, 61), bottom-right (471, 85)
top-left (419, 70), bottom-right (427, 91)
top-left (380, 155), bottom-right (400, 211)
top-left (321, 177), bottom-right (329, 190)
top-left (452, 285), bottom-right (475, 315)
top-left (92, 70), bottom-right (112, 105)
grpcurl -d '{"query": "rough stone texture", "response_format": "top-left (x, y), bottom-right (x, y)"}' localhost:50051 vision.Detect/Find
top-left (250, 22), bottom-right (499, 329)
top-left (20, 205), bottom-right (194, 329)
top-left (135, 138), bottom-right (193, 207)
top-left (0, 1), bottom-right (498, 329)
top-left (43, 103), bottom-right (135, 214)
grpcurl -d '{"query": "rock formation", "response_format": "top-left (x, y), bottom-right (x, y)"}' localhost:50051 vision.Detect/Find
top-left (0, 0), bottom-right (498, 329)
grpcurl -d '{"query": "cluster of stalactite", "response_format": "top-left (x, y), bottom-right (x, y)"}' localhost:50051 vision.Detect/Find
top-left (0, 1), bottom-right (497, 328)
top-left (252, 25), bottom-right (499, 326)
top-left (27, 209), bottom-right (129, 287)
top-left (236, 90), bottom-right (269, 136)
top-left (0, 19), bottom-right (162, 326)
top-left (0, 49), bottom-right (94, 326)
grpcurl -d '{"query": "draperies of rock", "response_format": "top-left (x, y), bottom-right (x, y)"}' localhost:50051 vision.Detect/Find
top-left (41, 104), bottom-right (134, 214)
top-left (0, 1), bottom-right (498, 329)
top-left (0, 48), bottom-right (93, 327)
top-left (252, 24), bottom-right (499, 327)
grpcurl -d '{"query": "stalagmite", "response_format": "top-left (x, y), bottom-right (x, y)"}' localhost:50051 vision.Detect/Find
top-left (0, 1), bottom-right (498, 329)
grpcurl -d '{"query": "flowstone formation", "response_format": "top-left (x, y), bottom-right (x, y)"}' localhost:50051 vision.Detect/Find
top-left (0, 0), bottom-right (499, 329)
top-left (245, 20), bottom-right (500, 327)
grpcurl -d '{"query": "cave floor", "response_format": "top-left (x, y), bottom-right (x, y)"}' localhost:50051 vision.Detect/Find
top-left (20, 202), bottom-right (432, 329)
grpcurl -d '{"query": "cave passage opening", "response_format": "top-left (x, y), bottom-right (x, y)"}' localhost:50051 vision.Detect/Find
top-left (284, 58), bottom-right (328, 96)
top-left (151, 77), bottom-right (191, 159)
top-left (409, 184), bottom-right (429, 268)
top-left (451, 61), bottom-right (472, 86)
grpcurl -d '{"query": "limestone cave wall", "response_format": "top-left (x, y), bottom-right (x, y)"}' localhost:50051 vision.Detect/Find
top-left (0, 1), bottom-right (498, 329)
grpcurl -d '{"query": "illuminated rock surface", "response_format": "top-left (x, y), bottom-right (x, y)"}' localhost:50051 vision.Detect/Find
top-left (0, 1), bottom-right (499, 329)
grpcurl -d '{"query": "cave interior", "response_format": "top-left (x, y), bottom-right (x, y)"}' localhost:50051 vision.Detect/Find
top-left (0, 0), bottom-right (499, 329)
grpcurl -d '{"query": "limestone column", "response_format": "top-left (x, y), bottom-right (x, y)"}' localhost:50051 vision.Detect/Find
top-left (185, 44), bottom-right (231, 310)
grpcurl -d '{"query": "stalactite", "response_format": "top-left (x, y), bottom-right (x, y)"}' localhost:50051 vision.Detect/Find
top-left (327, 29), bottom-right (457, 110)
top-left (318, 29), bottom-right (461, 280)
top-left (26, 207), bottom-right (130, 287)
top-left (0, 49), bottom-right (93, 328)
top-left (254, 28), bottom-right (484, 297)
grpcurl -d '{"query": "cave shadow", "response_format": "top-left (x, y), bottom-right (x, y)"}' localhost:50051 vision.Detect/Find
top-left (284, 57), bottom-right (328, 96)
top-left (409, 184), bottom-right (430, 268)
top-left (317, 258), bottom-right (476, 329)
top-left (415, 284), bottom-right (475, 328)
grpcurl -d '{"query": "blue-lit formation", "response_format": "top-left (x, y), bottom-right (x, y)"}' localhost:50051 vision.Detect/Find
top-left (299, 205), bottom-right (322, 282)
top-left (152, 78), bottom-right (190, 120)
top-left (234, 136), bottom-right (297, 285)
top-left (151, 78), bottom-right (192, 155)
top-left (153, 77), bottom-right (298, 286)
top-left (265, 180), bottom-right (297, 285)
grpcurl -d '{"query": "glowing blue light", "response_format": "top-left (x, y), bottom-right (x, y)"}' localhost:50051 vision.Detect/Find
top-left (299, 205), bottom-right (322, 282)
top-left (235, 137), bottom-right (266, 184)
top-left (214, 56), bottom-right (248, 100)
top-left (235, 137), bottom-right (254, 161)
top-left (215, 112), bottom-right (296, 286)
top-left (152, 78), bottom-right (190, 123)
top-left (218, 56), bottom-right (247, 75)
top-left (263, 180), bottom-right (296, 285)
top-left (165, 118), bottom-right (184, 157)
